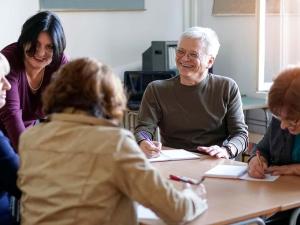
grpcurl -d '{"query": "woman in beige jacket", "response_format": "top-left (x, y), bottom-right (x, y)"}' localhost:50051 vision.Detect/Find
top-left (18, 58), bottom-right (207, 225)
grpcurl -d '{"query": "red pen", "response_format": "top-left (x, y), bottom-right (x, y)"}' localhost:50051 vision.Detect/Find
top-left (169, 174), bottom-right (205, 185)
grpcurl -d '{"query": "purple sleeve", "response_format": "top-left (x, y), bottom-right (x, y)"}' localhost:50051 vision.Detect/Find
top-left (0, 43), bottom-right (26, 150)
top-left (61, 53), bottom-right (68, 65)
top-left (0, 71), bottom-right (25, 150)
top-left (135, 130), bottom-right (152, 144)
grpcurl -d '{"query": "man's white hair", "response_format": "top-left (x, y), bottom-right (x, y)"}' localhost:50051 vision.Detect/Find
top-left (0, 53), bottom-right (10, 76)
top-left (179, 26), bottom-right (220, 58)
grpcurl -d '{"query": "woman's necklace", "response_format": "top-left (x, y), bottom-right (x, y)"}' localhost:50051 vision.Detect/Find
top-left (26, 70), bottom-right (45, 93)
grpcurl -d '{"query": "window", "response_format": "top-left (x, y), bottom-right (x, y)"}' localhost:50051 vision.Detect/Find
top-left (258, 0), bottom-right (300, 91)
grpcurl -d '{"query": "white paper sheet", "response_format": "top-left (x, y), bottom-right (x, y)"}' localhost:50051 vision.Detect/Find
top-left (204, 164), bottom-right (280, 182)
top-left (149, 149), bottom-right (200, 162)
top-left (240, 173), bottom-right (279, 182)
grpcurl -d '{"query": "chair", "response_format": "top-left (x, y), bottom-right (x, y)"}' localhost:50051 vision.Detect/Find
top-left (289, 208), bottom-right (300, 225)
top-left (124, 70), bottom-right (176, 110)
top-left (231, 217), bottom-right (266, 225)
top-left (241, 132), bottom-right (264, 162)
top-left (10, 196), bottom-right (20, 224)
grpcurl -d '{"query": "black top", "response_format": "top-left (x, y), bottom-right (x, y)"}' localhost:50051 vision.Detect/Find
top-left (250, 117), bottom-right (295, 166)
top-left (0, 130), bottom-right (20, 198)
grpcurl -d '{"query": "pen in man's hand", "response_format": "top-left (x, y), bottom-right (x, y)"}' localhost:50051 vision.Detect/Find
top-left (140, 131), bottom-right (160, 149)
top-left (169, 174), bottom-right (205, 185)
top-left (140, 131), bottom-right (161, 155)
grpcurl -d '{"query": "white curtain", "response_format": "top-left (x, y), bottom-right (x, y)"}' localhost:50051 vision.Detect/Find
top-left (264, 0), bottom-right (300, 83)
top-left (183, 0), bottom-right (200, 30)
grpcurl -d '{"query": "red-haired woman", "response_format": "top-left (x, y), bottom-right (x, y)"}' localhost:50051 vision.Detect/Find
top-left (248, 67), bottom-right (300, 225)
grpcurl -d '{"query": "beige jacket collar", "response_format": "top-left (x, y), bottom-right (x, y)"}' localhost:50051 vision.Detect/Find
top-left (48, 109), bottom-right (118, 127)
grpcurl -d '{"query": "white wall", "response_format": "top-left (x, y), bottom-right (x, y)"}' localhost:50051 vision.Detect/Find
top-left (0, 0), bottom-right (39, 46)
top-left (0, 0), bottom-right (267, 98)
top-left (198, 0), bottom-right (266, 98)
top-left (0, 0), bottom-right (183, 79)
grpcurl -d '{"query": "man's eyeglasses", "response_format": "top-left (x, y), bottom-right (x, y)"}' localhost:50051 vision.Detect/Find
top-left (176, 48), bottom-right (202, 60)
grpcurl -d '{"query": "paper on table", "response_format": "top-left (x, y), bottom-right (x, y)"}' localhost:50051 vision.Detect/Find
top-left (149, 149), bottom-right (200, 162)
top-left (204, 164), bottom-right (280, 182)
top-left (137, 204), bottom-right (158, 220)
top-left (240, 173), bottom-right (279, 182)
top-left (137, 204), bottom-right (167, 225)
top-left (204, 165), bottom-right (248, 179)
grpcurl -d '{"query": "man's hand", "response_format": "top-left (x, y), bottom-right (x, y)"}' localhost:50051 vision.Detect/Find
top-left (139, 140), bottom-right (162, 158)
top-left (197, 145), bottom-right (230, 159)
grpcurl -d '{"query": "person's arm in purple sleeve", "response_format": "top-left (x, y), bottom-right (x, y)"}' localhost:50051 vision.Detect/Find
top-left (0, 72), bottom-right (25, 150)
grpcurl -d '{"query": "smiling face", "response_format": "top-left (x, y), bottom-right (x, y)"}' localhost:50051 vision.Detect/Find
top-left (24, 32), bottom-right (54, 71)
top-left (176, 37), bottom-right (214, 86)
top-left (0, 54), bottom-right (11, 108)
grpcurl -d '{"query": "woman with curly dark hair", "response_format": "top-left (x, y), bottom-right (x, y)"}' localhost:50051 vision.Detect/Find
top-left (17, 58), bottom-right (207, 225)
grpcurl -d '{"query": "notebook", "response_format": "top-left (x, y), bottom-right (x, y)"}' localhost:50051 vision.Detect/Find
top-left (204, 164), bottom-right (279, 182)
top-left (204, 165), bottom-right (248, 179)
top-left (149, 149), bottom-right (200, 162)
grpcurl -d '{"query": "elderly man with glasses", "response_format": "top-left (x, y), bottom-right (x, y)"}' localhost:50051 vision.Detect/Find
top-left (134, 26), bottom-right (248, 159)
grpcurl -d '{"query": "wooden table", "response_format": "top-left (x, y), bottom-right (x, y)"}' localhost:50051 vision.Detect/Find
top-left (140, 157), bottom-right (300, 225)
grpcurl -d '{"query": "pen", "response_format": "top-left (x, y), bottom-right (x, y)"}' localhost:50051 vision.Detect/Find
top-left (256, 150), bottom-right (264, 169)
top-left (140, 131), bottom-right (163, 155)
top-left (169, 174), bottom-right (205, 185)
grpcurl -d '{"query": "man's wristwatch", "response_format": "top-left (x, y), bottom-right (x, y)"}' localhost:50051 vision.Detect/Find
top-left (223, 145), bottom-right (236, 159)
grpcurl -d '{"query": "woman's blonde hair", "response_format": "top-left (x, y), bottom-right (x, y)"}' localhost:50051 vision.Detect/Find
top-left (0, 53), bottom-right (10, 76)
top-left (43, 58), bottom-right (127, 121)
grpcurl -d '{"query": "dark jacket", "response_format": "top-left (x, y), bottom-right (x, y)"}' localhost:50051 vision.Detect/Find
top-left (250, 117), bottom-right (295, 166)
top-left (0, 131), bottom-right (20, 197)
top-left (0, 130), bottom-right (20, 225)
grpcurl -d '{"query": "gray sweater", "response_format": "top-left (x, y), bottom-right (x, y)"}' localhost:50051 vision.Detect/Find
top-left (134, 74), bottom-right (248, 153)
